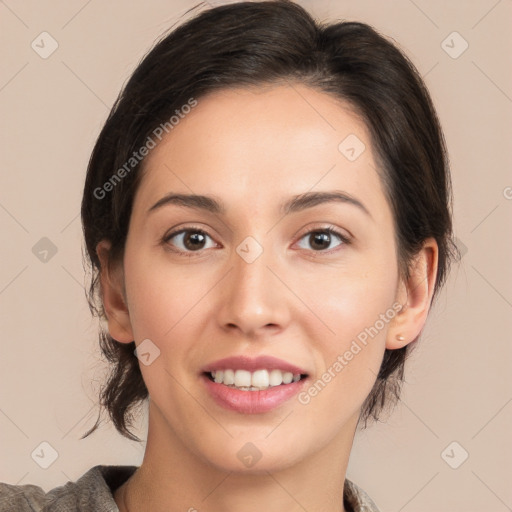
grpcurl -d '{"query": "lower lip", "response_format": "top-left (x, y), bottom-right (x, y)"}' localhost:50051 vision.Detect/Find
top-left (201, 374), bottom-right (308, 414)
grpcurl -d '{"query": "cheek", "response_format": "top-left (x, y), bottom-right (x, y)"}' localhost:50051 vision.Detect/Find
top-left (299, 255), bottom-right (398, 401)
top-left (305, 255), bottom-right (398, 344)
top-left (295, 283), bottom-right (394, 438)
top-left (124, 248), bottom-right (200, 339)
top-left (123, 250), bottom-right (211, 385)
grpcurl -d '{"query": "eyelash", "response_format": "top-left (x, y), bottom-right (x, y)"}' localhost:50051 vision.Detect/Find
top-left (161, 225), bottom-right (351, 258)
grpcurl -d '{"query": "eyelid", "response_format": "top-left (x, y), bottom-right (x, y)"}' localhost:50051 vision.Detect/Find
top-left (294, 223), bottom-right (351, 241)
top-left (161, 224), bottom-right (219, 256)
top-left (162, 223), bottom-right (351, 256)
top-left (163, 224), bottom-right (212, 240)
top-left (293, 224), bottom-right (351, 253)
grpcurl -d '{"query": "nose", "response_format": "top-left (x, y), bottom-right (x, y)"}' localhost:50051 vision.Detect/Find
top-left (217, 241), bottom-right (291, 338)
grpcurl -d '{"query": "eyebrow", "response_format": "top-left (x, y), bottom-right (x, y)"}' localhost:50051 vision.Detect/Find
top-left (147, 190), bottom-right (372, 219)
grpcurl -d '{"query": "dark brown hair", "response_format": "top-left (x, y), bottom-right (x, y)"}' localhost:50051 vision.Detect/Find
top-left (80, 0), bottom-right (459, 441)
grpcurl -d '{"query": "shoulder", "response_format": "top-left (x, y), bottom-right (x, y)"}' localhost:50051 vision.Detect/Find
top-left (0, 465), bottom-right (138, 512)
top-left (0, 482), bottom-right (45, 511)
top-left (344, 478), bottom-right (381, 512)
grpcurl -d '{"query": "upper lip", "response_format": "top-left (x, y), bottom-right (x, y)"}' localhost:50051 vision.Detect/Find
top-left (202, 355), bottom-right (309, 375)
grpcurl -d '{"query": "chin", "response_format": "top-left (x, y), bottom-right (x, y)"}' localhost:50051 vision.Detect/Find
top-left (194, 433), bottom-right (309, 475)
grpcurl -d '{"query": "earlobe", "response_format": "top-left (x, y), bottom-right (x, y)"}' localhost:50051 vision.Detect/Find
top-left (96, 240), bottom-right (134, 344)
top-left (386, 238), bottom-right (439, 350)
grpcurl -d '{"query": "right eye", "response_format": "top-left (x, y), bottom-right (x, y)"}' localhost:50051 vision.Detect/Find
top-left (162, 227), bottom-right (219, 255)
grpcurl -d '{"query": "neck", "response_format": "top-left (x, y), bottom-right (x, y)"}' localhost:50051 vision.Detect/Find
top-left (115, 402), bottom-right (359, 512)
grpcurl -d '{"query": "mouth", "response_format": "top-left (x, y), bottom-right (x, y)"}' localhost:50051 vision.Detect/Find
top-left (203, 369), bottom-right (308, 391)
top-left (201, 368), bottom-right (310, 415)
top-left (200, 354), bottom-right (310, 413)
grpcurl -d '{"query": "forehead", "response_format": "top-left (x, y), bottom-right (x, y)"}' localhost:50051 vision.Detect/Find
top-left (132, 84), bottom-right (389, 223)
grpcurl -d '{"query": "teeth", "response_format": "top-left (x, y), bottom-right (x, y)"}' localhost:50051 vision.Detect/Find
top-left (282, 372), bottom-right (293, 384)
top-left (269, 369), bottom-right (283, 386)
top-left (234, 369), bottom-right (252, 387)
top-left (209, 368), bottom-right (304, 390)
top-left (251, 369), bottom-right (269, 388)
top-left (223, 369), bottom-right (235, 385)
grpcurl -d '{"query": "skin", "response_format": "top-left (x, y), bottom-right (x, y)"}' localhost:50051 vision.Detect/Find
top-left (97, 83), bottom-right (438, 512)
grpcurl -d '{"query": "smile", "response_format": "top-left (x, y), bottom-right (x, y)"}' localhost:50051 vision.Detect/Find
top-left (207, 369), bottom-right (304, 390)
top-left (202, 372), bottom-right (309, 413)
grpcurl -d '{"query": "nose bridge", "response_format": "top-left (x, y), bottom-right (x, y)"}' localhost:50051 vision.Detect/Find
top-left (218, 235), bottom-right (289, 335)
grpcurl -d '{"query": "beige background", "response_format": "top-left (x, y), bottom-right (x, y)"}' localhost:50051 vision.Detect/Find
top-left (1, 0), bottom-right (511, 510)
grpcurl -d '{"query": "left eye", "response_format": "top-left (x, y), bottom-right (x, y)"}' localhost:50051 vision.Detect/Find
top-left (296, 228), bottom-right (348, 252)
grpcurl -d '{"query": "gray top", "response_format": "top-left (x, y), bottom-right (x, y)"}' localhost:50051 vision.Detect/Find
top-left (0, 465), bottom-right (380, 511)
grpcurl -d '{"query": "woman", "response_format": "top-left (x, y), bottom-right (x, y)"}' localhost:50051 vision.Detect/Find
top-left (0, 1), bottom-right (458, 510)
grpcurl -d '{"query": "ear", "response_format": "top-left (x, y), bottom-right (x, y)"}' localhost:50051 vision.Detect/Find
top-left (96, 239), bottom-right (134, 343)
top-left (386, 237), bottom-right (439, 350)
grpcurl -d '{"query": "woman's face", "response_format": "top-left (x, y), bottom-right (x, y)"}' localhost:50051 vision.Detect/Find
top-left (120, 84), bottom-right (404, 471)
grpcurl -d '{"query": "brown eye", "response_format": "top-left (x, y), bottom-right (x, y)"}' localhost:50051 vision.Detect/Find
top-left (311, 232), bottom-right (331, 250)
top-left (182, 231), bottom-right (207, 250)
top-left (296, 228), bottom-right (348, 252)
top-left (163, 229), bottom-right (216, 253)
